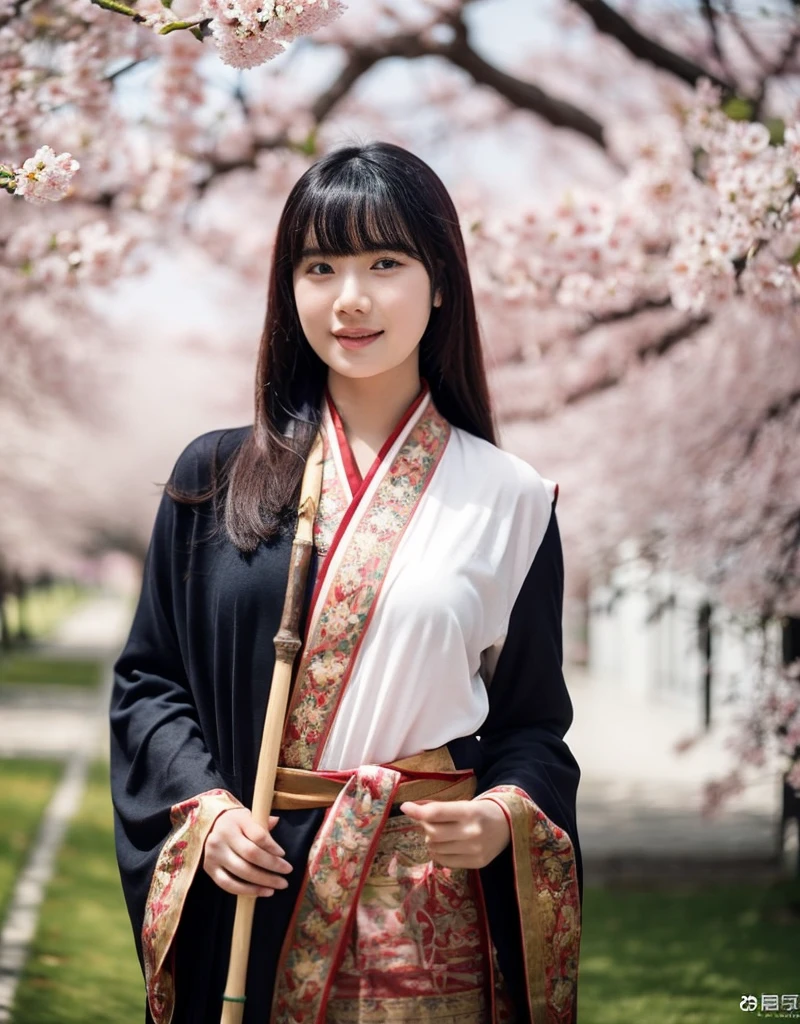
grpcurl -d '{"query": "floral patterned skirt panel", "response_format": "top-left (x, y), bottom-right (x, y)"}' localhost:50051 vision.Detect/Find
top-left (323, 815), bottom-right (517, 1023)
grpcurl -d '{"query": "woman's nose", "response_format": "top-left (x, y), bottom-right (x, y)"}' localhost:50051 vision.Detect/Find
top-left (333, 274), bottom-right (371, 316)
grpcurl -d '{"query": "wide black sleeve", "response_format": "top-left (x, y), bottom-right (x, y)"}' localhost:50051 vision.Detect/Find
top-left (476, 501), bottom-right (583, 1021)
top-left (109, 436), bottom-right (230, 970)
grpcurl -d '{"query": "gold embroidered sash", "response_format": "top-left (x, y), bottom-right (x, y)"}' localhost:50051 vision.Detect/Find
top-left (272, 745), bottom-right (476, 809)
top-left (270, 745), bottom-right (479, 1023)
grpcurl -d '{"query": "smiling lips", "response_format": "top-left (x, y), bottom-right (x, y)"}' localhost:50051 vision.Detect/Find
top-left (332, 329), bottom-right (384, 350)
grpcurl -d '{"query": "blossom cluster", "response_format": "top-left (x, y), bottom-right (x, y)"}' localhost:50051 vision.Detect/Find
top-left (196, 0), bottom-right (347, 69)
top-left (463, 80), bottom-right (800, 321)
top-left (1, 146), bottom-right (79, 205)
top-left (5, 218), bottom-right (140, 286)
top-left (126, 0), bottom-right (348, 69)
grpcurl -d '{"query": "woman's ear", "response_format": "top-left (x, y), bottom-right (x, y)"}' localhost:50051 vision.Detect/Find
top-left (433, 286), bottom-right (443, 308)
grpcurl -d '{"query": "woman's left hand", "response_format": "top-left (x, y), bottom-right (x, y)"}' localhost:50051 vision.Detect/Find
top-left (398, 797), bottom-right (511, 869)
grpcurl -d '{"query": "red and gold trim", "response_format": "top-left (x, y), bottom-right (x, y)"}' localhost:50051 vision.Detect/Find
top-left (324, 813), bottom-right (492, 1023)
top-left (142, 788), bottom-right (243, 1024)
top-left (475, 786), bottom-right (581, 1024)
top-left (323, 380), bottom-right (430, 498)
top-left (270, 747), bottom-right (484, 1024)
top-left (270, 765), bottom-right (403, 1022)
top-left (280, 395), bottom-right (450, 770)
top-left (313, 430), bottom-right (350, 559)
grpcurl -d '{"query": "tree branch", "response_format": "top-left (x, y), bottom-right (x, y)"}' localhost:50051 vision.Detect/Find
top-left (438, 16), bottom-right (606, 147)
top-left (192, 16), bottom-right (608, 192)
top-left (721, 0), bottom-right (772, 70)
top-left (570, 0), bottom-right (731, 90)
top-left (575, 296), bottom-right (673, 335)
top-left (744, 387), bottom-right (800, 456)
top-left (700, 0), bottom-right (725, 66)
top-left (563, 313), bottom-right (711, 407)
top-left (507, 312), bottom-right (712, 421)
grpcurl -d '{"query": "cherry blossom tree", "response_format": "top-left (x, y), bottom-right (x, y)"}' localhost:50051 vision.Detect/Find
top-left (2, 0), bottom-right (799, 804)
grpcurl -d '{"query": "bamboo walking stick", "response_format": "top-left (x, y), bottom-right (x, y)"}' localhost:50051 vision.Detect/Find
top-left (220, 433), bottom-right (324, 1024)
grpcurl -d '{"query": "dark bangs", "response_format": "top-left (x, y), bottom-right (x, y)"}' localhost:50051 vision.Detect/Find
top-left (286, 150), bottom-right (435, 283)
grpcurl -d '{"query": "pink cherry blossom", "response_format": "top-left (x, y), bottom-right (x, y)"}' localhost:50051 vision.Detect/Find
top-left (12, 146), bottom-right (80, 205)
top-left (199, 0), bottom-right (346, 70)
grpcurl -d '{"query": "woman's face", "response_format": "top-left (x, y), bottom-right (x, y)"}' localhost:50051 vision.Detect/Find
top-left (292, 238), bottom-right (442, 381)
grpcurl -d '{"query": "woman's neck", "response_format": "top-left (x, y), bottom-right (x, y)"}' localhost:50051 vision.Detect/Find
top-left (326, 360), bottom-right (422, 467)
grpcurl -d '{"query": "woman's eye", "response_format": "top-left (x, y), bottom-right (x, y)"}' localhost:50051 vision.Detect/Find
top-left (306, 257), bottom-right (401, 275)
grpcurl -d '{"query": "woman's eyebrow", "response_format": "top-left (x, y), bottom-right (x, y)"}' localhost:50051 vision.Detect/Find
top-left (299, 244), bottom-right (407, 260)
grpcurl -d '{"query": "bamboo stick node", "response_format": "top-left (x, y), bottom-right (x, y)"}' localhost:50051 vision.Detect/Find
top-left (219, 434), bottom-right (324, 1024)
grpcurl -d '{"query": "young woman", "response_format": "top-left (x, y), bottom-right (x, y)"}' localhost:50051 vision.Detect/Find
top-left (110, 140), bottom-right (582, 1024)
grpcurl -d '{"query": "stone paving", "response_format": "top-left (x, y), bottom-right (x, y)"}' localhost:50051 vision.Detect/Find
top-left (565, 669), bottom-right (783, 881)
top-left (0, 595), bottom-right (130, 760)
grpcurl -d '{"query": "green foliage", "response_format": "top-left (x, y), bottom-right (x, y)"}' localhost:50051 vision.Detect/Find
top-left (0, 760), bottom-right (63, 923)
top-left (12, 762), bottom-right (145, 1024)
top-left (0, 655), bottom-right (103, 688)
top-left (2, 583), bottom-right (89, 646)
top-left (766, 118), bottom-right (786, 146)
top-left (290, 127), bottom-right (319, 158)
top-left (722, 96), bottom-right (755, 122)
top-left (579, 881), bottom-right (800, 1022)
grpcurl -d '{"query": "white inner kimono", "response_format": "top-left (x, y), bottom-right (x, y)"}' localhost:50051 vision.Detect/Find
top-left (286, 383), bottom-right (556, 771)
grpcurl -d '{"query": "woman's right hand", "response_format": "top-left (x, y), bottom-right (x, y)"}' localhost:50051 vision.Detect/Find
top-left (202, 808), bottom-right (293, 897)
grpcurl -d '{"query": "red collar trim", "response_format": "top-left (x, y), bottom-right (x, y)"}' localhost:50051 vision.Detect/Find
top-left (324, 379), bottom-right (430, 498)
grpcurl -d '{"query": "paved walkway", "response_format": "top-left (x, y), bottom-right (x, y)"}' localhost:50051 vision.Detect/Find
top-left (0, 595), bottom-right (130, 760)
top-left (565, 669), bottom-right (783, 881)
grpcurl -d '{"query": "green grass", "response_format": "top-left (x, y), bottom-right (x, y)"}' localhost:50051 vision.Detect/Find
top-left (0, 654), bottom-right (103, 688)
top-left (579, 881), bottom-right (800, 1023)
top-left (12, 761), bottom-right (145, 1024)
top-left (0, 760), bottom-right (64, 923)
top-left (3, 584), bottom-right (89, 643)
top-left (8, 759), bottom-right (800, 1024)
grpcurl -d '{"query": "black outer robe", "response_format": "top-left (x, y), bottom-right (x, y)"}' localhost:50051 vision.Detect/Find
top-left (109, 426), bottom-right (583, 1024)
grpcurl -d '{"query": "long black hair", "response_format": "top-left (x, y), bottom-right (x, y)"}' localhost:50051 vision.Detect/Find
top-left (168, 140), bottom-right (497, 551)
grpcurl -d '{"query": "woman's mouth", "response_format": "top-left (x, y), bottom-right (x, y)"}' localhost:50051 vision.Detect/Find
top-left (333, 331), bottom-right (384, 350)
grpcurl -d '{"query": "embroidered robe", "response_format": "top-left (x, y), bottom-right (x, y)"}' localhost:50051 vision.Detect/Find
top-left (109, 385), bottom-right (583, 1024)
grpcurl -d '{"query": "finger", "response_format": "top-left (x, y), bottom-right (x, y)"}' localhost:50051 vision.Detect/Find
top-left (401, 800), bottom-right (471, 823)
top-left (222, 849), bottom-right (291, 890)
top-left (212, 866), bottom-right (277, 898)
top-left (241, 819), bottom-right (286, 857)
top-left (232, 835), bottom-right (293, 875)
top-left (420, 822), bottom-right (474, 843)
